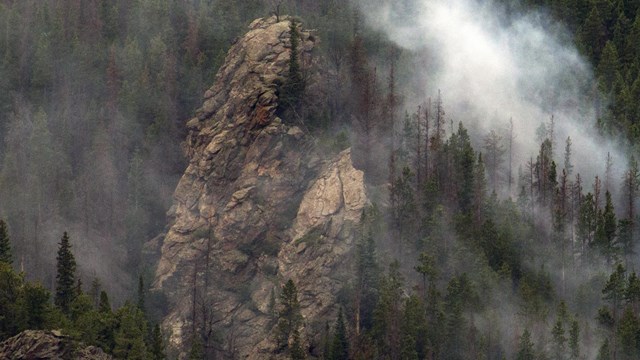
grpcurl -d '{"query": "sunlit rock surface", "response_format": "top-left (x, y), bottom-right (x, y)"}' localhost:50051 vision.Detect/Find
top-left (151, 16), bottom-right (368, 358)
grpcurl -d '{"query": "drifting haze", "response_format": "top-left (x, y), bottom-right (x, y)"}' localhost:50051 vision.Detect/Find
top-left (355, 0), bottom-right (625, 190)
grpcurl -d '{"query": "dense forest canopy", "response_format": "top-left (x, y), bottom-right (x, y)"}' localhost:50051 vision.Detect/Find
top-left (1, 0), bottom-right (640, 359)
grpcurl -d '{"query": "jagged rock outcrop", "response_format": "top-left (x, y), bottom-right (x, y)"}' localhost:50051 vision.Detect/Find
top-left (151, 16), bottom-right (368, 358)
top-left (0, 330), bottom-right (112, 360)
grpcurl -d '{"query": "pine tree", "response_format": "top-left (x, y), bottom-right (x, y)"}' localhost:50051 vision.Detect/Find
top-left (99, 290), bottom-right (112, 313)
top-left (595, 191), bottom-right (618, 263)
top-left (626, 272), bottom-right (640, 315)
top-left (114, 303), bottom-right (149, 360)
top-left (55, 232), bottom-right (77, 314)
top-left (597, 338), bottom-right (611, 360)
top-left (551, 319), bottom-right (567, 360)
top-left (581, 6), bottom-right (607, 61)
top-left (603, 264), bottom-right (626, 322)
top-left (0, 220), bottom-right (12, 265)
top-left (618, 307), bottom-right (640, 359)
top-left (516, 329), bottom-right (535, 360)
top-left (279, 18), bottom-right (305, 117)
top-left (483, 129), bottom-right (505, 194)
top-left (137, 274), bottom-right (145, 313)
top-left (598, 41), bottom-right (620, 92)
top-left (330, 309), bottom-right (349, 360)
top-left (187, 335), bottom-right (204, 360)
top-left (150, 324), bottom-right (166, 360)
top-left (569, 319), bottom-right (580, 360)
top-left (277, 279), bottom-right (303, 350)
top-left (415, 252), bottom-right (437, 300)
top-left (290, 328), bottom-right (306, 360)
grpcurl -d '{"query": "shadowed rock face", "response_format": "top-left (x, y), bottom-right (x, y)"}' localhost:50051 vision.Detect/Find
top-left (0, 330), bottom-right (112, 360)
top-left (151, 16), bottom-right (368, 358)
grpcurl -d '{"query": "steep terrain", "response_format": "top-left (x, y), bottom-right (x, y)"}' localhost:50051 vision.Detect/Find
top-left (150, 16), bottom-right (368, 358)
top-left (0, 330), bottom-right (112, 359)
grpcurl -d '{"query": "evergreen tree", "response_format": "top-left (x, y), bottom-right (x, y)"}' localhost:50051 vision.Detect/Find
top-left (569, 319), bottom-right (580, 360)
top-left (55, 232), bottom-right (77, 315)
top-left (598, 41), bottom-right (620, 92)
top-left (279, 18), bottom-right (305, 117)
top-left (400, 295), bottom-right (425, 360)
top-left (597, 338), bottom-right (611, 360)
top-left (551, 319), bottom-right (567, 360)
top-left (618, 307), bottom-right (639, 359)
top-left (187, 334), bottom-right (204, 360)
top-left (330, 309), bottom-right (349, 360)
top-left (0, 220), bottom-right (12, 265)
top-left (581, 6), bottom-right (607, 61)
top-left (290, 328), bottom-right (306, 360)
top-left (595, 191), bottom-right (618, 263)
top-left (516, 329), bottom-right (535, 360)
top-left (0, 262), bottom-right (24, 340)
top-left (23, 281), bottom-right (51, 330)
top-left (137, 274), bottom-right (145, 313)
top-left (99, 291), bottom-right (112, 313)
top-left (354, 206), bottom-right (380, 334)
top-left (113, 303), bottom-right (149, 360)
top-left (277, 279), bottom-right (303, 351)
top-left (626, 272), bottom-right (640, 314)
top-left (150, 324), bottom-right (166, 360)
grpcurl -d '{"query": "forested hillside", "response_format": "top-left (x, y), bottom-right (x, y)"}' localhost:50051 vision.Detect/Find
top-left (1, 0), bottom-right (640, 359)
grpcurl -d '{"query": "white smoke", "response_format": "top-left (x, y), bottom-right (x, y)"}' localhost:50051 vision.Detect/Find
top-left (355, 0), bottom-right (625, 191)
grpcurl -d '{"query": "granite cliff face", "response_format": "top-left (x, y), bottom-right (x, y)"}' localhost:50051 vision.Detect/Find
top-left (151, 16), bottom-right (368, 358)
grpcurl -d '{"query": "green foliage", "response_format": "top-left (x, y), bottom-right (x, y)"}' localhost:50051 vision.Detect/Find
top-left (0, 262), bottom-right (26, 340)
top-left (276, 279), bottom-right (303, 351)
top-left (279, 18), bottom-right (306, 119)
top-left (516, 329), bottom-right (535, 360)
top-left (329, 309), bottom-right (349, 360)
top-left (618, 307), bottom-right (639, 359)
top-left (149, 324), bottom-right (166, 360)
top-left (187, 335), bottom-right (204, 360)
top-left (137, 275), bottom-right (145, 313)
top-left (113, 302), bottom-right (149, 360)
top-left (595, 192), bottom-right (618, 263)
top-left (290, 328), bottom-right (306, 360)
top-left (597, 338), bottom-right (611, 360)
top-left (55, 232), bottom-right (77, 315)
top-left (0, 219), bottom-right (12, 265)
top-left (569, 319), bottom-right (580, 359)
top-left (551, 319), bottom-right (567, 360)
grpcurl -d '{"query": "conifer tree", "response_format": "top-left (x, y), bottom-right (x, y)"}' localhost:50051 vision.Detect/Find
top-left (551, 319), bottom-right (567, 360)
top-left (516, 329), bottom-right (535, 360)
top-left (581, 6), bottom-right (607, 61)
top-left (277, 279), bottom-right (303, 350)
top-left (597, 338), bottom-right (611, 360)
top-left (596, 192), bottom-right (618, 263)
top-left (99, 290), bottom-right (112, 313)
top-left (137, 274), bottom-right (145, 313)
top-left (618, 307), bottom-right (640, 359)
top-left (279, 18), bottom-right (305, 117)
top-left (569, 319), bottom-right (580, 360)
top-left (0, 220), bottom-right (12, 265)
top-left (330, 309), bottom-right (349, 360)
top-left (150, 324), bottom-right (166, 360)
top-left (290, 328), bottom-right (306, 360)
top-left (598, 41), bottom-right (620, 92)
top-left (55, 232), bottom-right (77, 314)
top-left (114, 303), bottom-right (149, 360)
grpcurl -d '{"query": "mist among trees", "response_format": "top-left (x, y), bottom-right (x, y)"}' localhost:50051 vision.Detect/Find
top-left (1, 0), bottom-right (640, 359)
